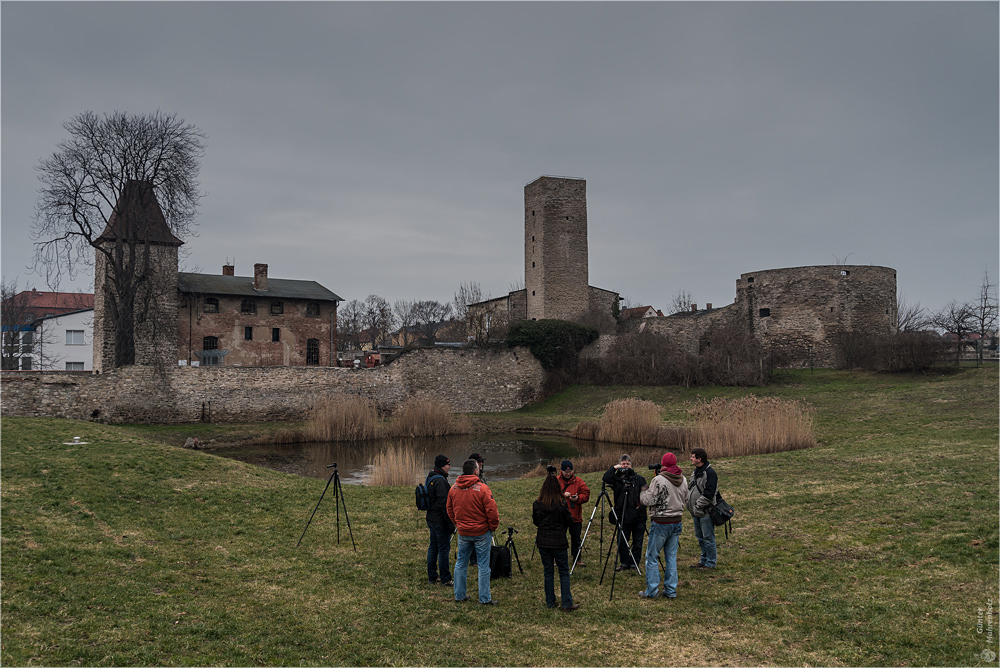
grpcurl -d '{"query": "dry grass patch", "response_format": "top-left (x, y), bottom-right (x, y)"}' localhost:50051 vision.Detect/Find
top-left (688, 395), bottom-right (817, 458)
top-left (386, 397), bottom-right (472, 438)
top-left (569, 398), bottom-right (692, 450)
top-left (307, 394), bottom-right (381, 442)
top-left (366, 444), bottom-right (423, 486)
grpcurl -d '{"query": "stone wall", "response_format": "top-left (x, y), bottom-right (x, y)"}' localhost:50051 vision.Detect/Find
top-left (1, 346), bottom-right (545, 424)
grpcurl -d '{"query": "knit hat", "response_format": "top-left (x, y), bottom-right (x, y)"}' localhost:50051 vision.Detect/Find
top-left (434, 455), bottom-right (451, 469)
top-left (561, 460), bottom-right (574, 471)
top-left (469, 453), bottom-right (485, 464)
top-left (661, 452), bottom-right (682, 475)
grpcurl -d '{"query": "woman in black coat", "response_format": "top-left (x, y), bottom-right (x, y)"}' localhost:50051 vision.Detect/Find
top-left (532, 473), bottom-right (580, 611)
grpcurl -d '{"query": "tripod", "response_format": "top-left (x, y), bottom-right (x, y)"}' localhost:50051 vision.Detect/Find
top-left (572, 482), bottom-right (612, 575)
top-left (501, 526), bottom-right (524, 575)
top-left (599, 480), bottom-right (653, 601)
top-left (297, 463), bottom-right (357, 552)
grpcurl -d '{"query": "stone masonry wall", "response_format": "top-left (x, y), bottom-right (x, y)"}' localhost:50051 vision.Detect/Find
top-left (1, 346), bottom-right (545, 424)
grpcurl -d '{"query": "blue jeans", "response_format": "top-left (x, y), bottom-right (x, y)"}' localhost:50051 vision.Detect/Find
top-left (538, 546), bottom-right (573, 608)
top-left (426, 520), bottom-right (453, 582)
top-left (454, 533), bottom-right (492, 603)
top-left (644, 521), bottom-right (682, 598)
top-left (693, 514), bottom-right (717, 568)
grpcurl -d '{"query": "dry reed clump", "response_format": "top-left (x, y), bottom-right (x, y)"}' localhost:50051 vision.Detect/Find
top-left (307, 395), bottom-right (382, 442)
top-left (387, 397), bottom-right (472, 438)
top-left (569, 399), bottom-right (693, 450)
top-left (687, 395), bottom-right (817, 458)
top-left (366, 444), bottom-right (423, 486)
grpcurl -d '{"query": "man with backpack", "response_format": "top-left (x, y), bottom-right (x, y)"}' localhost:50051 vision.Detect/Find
top-left (686, 448), bottom-right (719, 569)
top-left (424, 455), bottom-right (454, 586)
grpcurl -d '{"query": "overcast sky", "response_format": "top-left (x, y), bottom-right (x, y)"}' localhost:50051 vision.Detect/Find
top-left (3, 2), bottom-right (997, 316)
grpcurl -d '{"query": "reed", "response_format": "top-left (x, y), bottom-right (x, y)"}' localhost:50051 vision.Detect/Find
top-left (366, 444), bottom-right (423, 486)
top-left (386, 397), bottom-right (472, 438)
top-left (570, 398), bottom-right (693, 450)
top-left (687, 395), bottom-right (817, 458)
top-left (306, 395), bottom-right (382, 442)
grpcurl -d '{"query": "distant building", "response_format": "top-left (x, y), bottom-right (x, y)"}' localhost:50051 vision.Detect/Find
top-left (1, 290), bottom-right (94, 371)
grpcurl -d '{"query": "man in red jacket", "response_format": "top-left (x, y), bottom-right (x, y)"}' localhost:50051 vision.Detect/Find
top-left (557, 460), bottom-right (591, 566)
top-left (447, 459), bottom-right (500, 605)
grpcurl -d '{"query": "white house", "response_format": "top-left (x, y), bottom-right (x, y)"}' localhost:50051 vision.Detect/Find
top-left (31, 308), bottom-right (95, 371)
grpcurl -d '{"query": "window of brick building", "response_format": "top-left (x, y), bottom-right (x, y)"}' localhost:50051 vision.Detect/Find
top-left (245, 327), bottom-right (253, 341)
top-left (759, 308), bottom-right (771, 318)
top-left (241, 299), bottom-right (256, 314)
top-left (306, 302), bottom-right (320, 317)
top-left (202, 336), bottom-right (220, 366)
top-left (271, 301), bottom-right (284, 315)
top-left (272, 328), bottom-right (280, 342)
top-left (204, 297), bottom-right (219, 313)
top-left (306, 339), bottom-right (319, 365)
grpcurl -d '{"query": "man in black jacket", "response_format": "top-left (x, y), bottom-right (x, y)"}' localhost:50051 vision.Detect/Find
top-left (686, 448), bottom-right (718, 569)
top-left (602, 454), bottom-right (648, 572)
top-left (426, 455), bottom-right (454, 585)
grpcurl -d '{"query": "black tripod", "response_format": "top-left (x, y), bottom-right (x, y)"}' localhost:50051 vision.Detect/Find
top-left (297, 463), bottom-right (357, 552)
top-left (501, 526), bottom-right (525, 574)
top-left (599, 480), bottom-right (654, 601)
top-left (572, 482), bottom-right (613, 575)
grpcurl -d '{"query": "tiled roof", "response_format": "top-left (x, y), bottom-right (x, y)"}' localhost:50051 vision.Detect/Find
top-left (177, 272), bottom-right (342, 302)
top-left (96, 181), bottom-right (183, 246)
top-left (5, 290), bottom-right (94, 320)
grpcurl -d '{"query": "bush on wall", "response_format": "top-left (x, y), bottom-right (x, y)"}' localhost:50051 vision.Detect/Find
top-left (507, 319), bottom-right (599, 370)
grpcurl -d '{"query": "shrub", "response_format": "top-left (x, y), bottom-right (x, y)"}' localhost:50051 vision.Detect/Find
top-left (507, 319), bottom-right (599, 370)
top-left (687, 395), bottom-right (816, 458)
top-left (834, 329), bottom-right (946, 372)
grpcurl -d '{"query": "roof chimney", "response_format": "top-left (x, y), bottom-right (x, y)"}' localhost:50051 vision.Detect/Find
top-left (690, 304), bottom-right (697, 312)
top-left (706, 303), bottom-right (713, 310)
top-left (254, 263), bottom-right (268, 291)
top-left (223, 263), bottom-right (235, 277)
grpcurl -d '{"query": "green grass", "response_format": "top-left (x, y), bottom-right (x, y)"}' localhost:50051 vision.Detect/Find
top-left (2, 368), bottom-right (998, 666)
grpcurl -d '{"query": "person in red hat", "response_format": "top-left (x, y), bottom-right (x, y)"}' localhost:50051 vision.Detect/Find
top-left (638, 452), bottom-right (688, 599)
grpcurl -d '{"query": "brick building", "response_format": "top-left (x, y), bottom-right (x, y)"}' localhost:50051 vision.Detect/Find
top-left (178, 264), bottom-right (341, 367)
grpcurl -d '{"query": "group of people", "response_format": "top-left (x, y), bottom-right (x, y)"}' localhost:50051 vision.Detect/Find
top-left (422, 448), bottom-right (721, 608)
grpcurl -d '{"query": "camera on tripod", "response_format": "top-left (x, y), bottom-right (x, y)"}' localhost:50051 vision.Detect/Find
top-left (615, 466), bottom-right (637, 481)
top-left (648, 463), bottom-right (662, 473)
top-left (546, 465), bottom-right (558, 475)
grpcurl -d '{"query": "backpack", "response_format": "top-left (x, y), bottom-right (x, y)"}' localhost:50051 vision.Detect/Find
top-left (415, 473), bottom-right (444, 511)
top-left (490, 544), bottom-right (512, 579)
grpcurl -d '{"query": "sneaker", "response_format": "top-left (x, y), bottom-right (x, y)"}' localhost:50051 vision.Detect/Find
top-left (456, 596), bottom-right (470, 602)
top-left (639, 591), bottom-right (660, 599)
top-left (561, 603), bottom-right (581, 612)
top-left (480, 600), bottom-right (497, 606)
top-left (689, 563), bottom-right (707, 569)
top-left (440, 579), bottom-right (454, 586)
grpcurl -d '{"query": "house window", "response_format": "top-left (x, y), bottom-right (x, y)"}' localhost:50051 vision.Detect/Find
top-left (66, 362), bottom-right (85, 371)
top-left (66, 330), bottom-right (84, 345)
top-left (306, 303), bottom-right (320, 317)
top-left (204, 297), bottom-right (219, 313)
top-left (20, 331), bottom-right (33, 353)
top-left (272, 328), bottom-right (280, 342)
top-left (759, 308), bottom-right (771, 318)
top-left (241, 299), bottom-right (256, 314)
top-left (306, 338), bottom-right (319, 365)
top-left (202, 336), bottom-right (220, 366)
top-left (20, 357), bottom-right (32, 370)
top-left (244, 327), bottom-right (253, 341)
top-left (270, 301), bottom-right (284, 315)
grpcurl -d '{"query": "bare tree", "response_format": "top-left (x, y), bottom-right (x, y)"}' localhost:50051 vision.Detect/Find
top-left (0, 277), bottom-right (72, 370)
top-left (452, 281), bottom-right (484, 326)
top-left (363, 294), bottom-right (395, 349)
top-left (668, 289), bottom-right (693, 315)
top-left (971, 269), bottom-right (999, 339)
top-left (393, 299), bottom-right (417, 348)
top-left (31, 111), bottom-right (206, 369)
top-left (896, 293), bottom-right (927, 332)
top-left (929, 300), bottom-right (975, 366)
top-left (337, 299), bottom-right (364, 353)
top-left (412, 300), bottom-right (452, 344)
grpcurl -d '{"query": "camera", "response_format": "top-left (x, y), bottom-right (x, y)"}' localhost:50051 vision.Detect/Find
top-left (648, 463), bottom-right (662, 473)
top-left (615, 466), bottom-right (637, 481)
top-left (546, 465), bottom-right (558, 475)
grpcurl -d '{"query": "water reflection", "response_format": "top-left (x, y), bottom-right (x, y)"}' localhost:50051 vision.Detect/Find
top-left (211, 433), bottom-right (595, 484)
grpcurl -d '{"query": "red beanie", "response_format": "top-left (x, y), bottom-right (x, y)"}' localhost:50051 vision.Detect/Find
top-left (661, 452), bottom-right (682, 475)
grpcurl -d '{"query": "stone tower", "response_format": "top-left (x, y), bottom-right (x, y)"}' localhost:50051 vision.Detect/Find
top-left (93, 181), bottom-right (182, 372)
top-left (524, 176), bottom-right (590, 321)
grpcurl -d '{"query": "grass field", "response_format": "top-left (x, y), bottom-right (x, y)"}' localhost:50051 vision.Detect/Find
top-left (1, 368), bottom-right (997, 666)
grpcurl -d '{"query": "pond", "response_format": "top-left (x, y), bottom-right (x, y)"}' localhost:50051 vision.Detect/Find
top-left (210, 433), bottom-right (658, 484)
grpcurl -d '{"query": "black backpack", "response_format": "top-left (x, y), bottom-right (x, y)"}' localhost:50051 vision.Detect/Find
top-left (415, 473), bottom-right (444, 511)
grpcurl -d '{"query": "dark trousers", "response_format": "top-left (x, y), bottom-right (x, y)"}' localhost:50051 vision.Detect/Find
top-left (617, 521), bottom-right (645, 569)
top-left (538, 546), bottom-right (573, 608)
top-left (426, 520), bottom-right (453, 582)
top-left (568, 521), bottom-right (583, 562)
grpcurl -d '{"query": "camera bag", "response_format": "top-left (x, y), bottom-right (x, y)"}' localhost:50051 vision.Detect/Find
top-left (706, 492), bottom-right (735, 539)
top-left (490, 533), bottom-right (512, 579)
